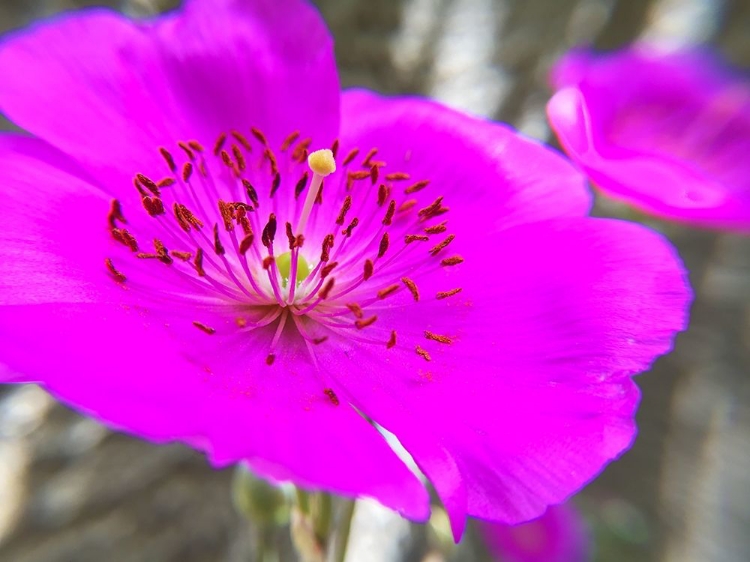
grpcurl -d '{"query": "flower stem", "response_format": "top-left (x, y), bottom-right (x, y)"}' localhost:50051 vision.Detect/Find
top-left (333, 500), bottom-right (357, 562)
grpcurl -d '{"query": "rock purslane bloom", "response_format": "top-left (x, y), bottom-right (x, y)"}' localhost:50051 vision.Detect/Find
top-left (0, 0), bottom-right (690, 538)
top-left (548, 46), bottom-right (750, 232)
top-left (480, 504), bottom-right (591, 562)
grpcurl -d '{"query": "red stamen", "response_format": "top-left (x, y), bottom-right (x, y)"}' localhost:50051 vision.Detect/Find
top-left (425, 331), bottom-right (452, 344)
top-left (324, 388), bottom-right (340, 406)
top-left (355, 315), bottom-right (378, 329)
top-left (378, 232), bottom-right (390, 258)
top-left (193, 321), bottom-right (216, 335)
top-left (401, 277), bottom-right (419, 301)
top-left (281, 130), bottom-right (301, 151)
top-left (105, 258), bottom-right (126, 283)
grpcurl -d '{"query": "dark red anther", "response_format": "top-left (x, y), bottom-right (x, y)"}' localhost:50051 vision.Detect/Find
top-left (136, 173), bottom-right (160, 196)
top-left (321, 234), bottom-right (334, 262)
top-left (295, 234), bottom-right (305, 248)
top-left (355, 315), bottom-right (378, 329)
top-left (239, 234), bottom-right (255, 255)
top-left (159, 147), bottom-right (177, 173)
top-left (105, 257), bottom-right (126, 283)
top-left (194, 248), bottom-right (206, 276)
top-left (266, 353), bottom-right (276, 366)
top-left (171, 250), bottom-right (192, 261)
top-left (363, 259), bottom-right (374, 280)
top-left (232, 144), bottom-right (247, 171)
top-left (324, 388), bottom-right (340, 406)
top-left (369, 164), bottom-right (379, 185)
top-left (315, 181), bottom-right (324, 205)
top-left (342, 148), bottom-right (359, 166)
top-left (424, 222), bottom-right (448, 234)
top-left (335, 195), bottom-right (352, 226)
top-left (220, 149), bottom-right (233, 169)
top-left (111, 228), bottom-right (138, 252)
top-left (415, 346), bottom-right (431, 361)
top-left (346, 303), bottom-right (364, 319)
top-left (188, 140), bottom-right (204, 153)
top-left (405, 234), bottom-right (430, 244)
top-left (382, 200), bottom-right (396, 226)
top-left (425, 331), bottom-right (452, 344)
top-left (343, 217), bottom-right (359, 237)
top-left (378, 232), bottom-right (390, 258)
top-left (398, 199), bottom-right (417, 212)
top-left (436, 288), bottom-right (462, 300)
top-left (213, 132), bottom-right (227, 156)
top-left (285, 222), bottom-right (295, 249)
top-left (193, 321), bottom-right (216, 335)
top-left (142, 196), bottom-right (165, 217)
top-left (377, 284), bottom-right (399, 299)
top-left (418, 196), bottom-right (449, 221)
top-left (270, 172), bottom-right (281, 198)
top-left (152, 238), bottom-right (173, 265)
top-left (263, 147), bottom-right (279, 176)
top-left (401, 277), bottom-right (419, 301)
top-left (231, 130), bottom-right (253, 152)
top-left (238, 215), bottom-right (253, 236)
top-left (261, 213), bottom-right (277, 248)
top-left (242, 179), bottom-right (260, 208)
top-left (108, 199), bottom-right (126, 228)
top-left (429, 234), bottom-right (455, 256)
top-left (291, 138), bottom-right (312, 163)
top-left (377, 184), bottom-right (389, 207)
top-left (440, 255), bottom-right (464, 267)
top-left (294, 172), bottom-right (309, 199)
top-left (173, 203), bottom-right (191, 232)
top-left (177, 142), bottom-right (195, 161)
top-left (385, 172), bottom-right (410, 181)
top-left (405, 179), bottom-right (430, 194)
top-left (182, 162), bottom-right (193, 182)
top-left (251, 127), bottom-right (268, 146)
top-left (262, 256), bottom-right (274, 270)
top-left (362, 148), bottom-right (378, 166)
top-left (319, 278), bottom-right (335, 299)
top-left (331, 139), bottom-right (340, 158)
top-left (213, 224), bottom-right (226, 256)
top-left (320, 261), bottom-right (338, 278)
top-left (157, 177), bottom-right (176, 188)
top-left (386, 330), bottom-right (397, 349)
top-left (281, 130), bottom-right (300, 151)
top-left (348, 170), bottom-right (370, 182)
top-left (218, 200), bottom-right (234, 231)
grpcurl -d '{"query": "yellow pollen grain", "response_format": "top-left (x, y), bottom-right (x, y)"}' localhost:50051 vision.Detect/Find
top-left (307, 149), bottom-right (336, 176)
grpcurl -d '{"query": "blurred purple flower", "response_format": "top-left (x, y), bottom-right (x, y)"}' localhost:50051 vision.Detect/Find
top-left (0, 0), bottom-right (690, 538)
top-left (480, 503), bottom-right (591, 562)
top-left (547, 45), bottom-right (750, 232)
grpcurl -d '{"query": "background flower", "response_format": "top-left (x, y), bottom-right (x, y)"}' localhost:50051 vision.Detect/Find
top-left (547, 45), bottom-right (750, 232)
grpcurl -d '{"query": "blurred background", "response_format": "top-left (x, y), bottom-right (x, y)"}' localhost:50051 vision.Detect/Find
top-left (0, 0), bottom-right (748, 560)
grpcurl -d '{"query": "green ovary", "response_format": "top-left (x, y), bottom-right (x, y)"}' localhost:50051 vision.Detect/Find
top-left (275, 252), bottom-right (311, 287)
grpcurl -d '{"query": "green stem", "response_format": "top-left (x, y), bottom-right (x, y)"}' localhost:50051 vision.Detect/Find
top-left (333, 500), bottom-right (357, 562)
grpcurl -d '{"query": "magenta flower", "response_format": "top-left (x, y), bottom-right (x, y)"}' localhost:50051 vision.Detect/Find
top-left (0, 0), bottom-right (689, 539)
top-left (480, 503), bottom-right (591, 562)
top-left (547, 45), bottom-right (750, 232)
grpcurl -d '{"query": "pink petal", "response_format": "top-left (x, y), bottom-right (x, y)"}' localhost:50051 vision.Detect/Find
top-left (0, 135), bottom-right (120, 305)
top-left (0, 0), bottom-right (339, 191)
top-left (314, 218), bottom-right (690, 538)
top-left (547, 46), bottom-right (750, 231)
top-left (337, 90), bottom-right (591, 232)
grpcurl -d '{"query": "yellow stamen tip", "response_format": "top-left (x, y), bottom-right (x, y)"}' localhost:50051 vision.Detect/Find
top-left (307, 149), bottom-right (336, 176)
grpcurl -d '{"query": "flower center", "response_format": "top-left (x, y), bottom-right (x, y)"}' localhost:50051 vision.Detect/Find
top-left (104, 127), bottom-right (465, 374)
